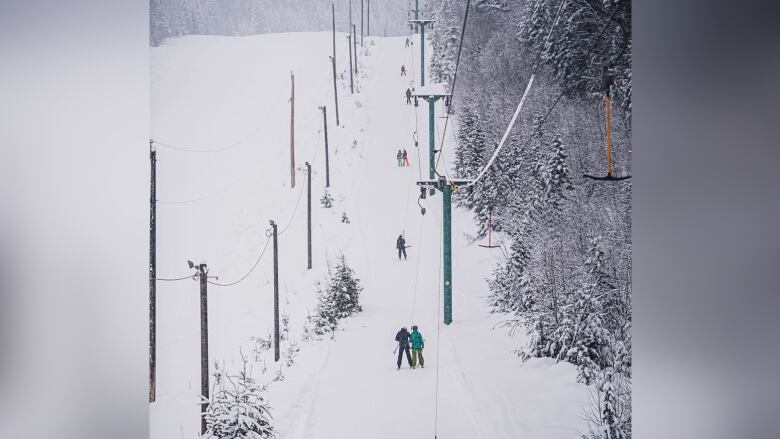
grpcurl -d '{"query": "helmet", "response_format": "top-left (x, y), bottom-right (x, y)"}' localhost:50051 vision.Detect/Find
top-left (402, 326), bottom-right (407, 331)
top-left (411, 325), bottom-right (418, 331)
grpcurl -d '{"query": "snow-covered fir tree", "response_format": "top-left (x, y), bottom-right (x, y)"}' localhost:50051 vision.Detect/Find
top-left (203, 361), bottom-right (275, 439)
top-left (320, 188), bottom-right (334, 208)
top-left (309, 254), bottom-right (363, 335)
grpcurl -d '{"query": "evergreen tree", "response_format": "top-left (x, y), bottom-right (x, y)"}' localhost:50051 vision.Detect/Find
top-left (203, 362), bottom-right (275, 439)
top-left (453, 105), bottom-right (487, 211)
top-left (309, 254), bottom-right (363, 335)
top-left (320, 188), bottom-right (334, 208)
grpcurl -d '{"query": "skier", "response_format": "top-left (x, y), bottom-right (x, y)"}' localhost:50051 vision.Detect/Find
top-left (405, 88), bottom-right (412, 105)
top-left (402, 149), bottom-right (410, 167)
top-left (410, 325), bottom-right (424, 368)
top-left (401, 65), bottom-right (406, 76)
top-left (405, 37), bottom-right (410, 47)
top-left (396, 149), bottom-right (403, 167)
top-left (396, 234), bottom-right (407, 260)
top-left (395, 326), bottom-right (413, 370)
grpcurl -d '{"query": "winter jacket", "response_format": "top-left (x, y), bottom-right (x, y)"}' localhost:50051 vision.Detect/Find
top-left (405, 89), bottom-right (412, 98)
top-left (410, 329), bottom-right (424, 349)
top-left (395, 328), bottom-right (410, 347)
top-left (396, 237), bottom-right (406, 249)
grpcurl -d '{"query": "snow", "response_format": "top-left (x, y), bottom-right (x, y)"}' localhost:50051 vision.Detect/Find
top-left (150, 32), bottom-right (588, 439)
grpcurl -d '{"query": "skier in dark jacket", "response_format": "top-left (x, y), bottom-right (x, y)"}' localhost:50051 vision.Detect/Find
top-left (396, 234), bottom-right (407, 260)
top-left (405, 88), bottom-right (412, 104)
top-left (395, 326), bottom-right (413, 370)
top-left (401, 65), bottom-right (407, 76)
top-left (402, 149), bottom-right (409, 166)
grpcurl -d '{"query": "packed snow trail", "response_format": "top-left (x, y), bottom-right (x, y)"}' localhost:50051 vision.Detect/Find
top-left (269, 36), bottom-right (588, 439)
top-left (150, 33), bottom-right (588, 439)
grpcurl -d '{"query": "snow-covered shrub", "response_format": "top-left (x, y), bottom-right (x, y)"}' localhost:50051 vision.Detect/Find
top-left (249, 334), bottom-right (272, 363)
top-left (341, 212), bottom-right (350, 223)
top-left (320, 189), bottom-right (333, 208)
top-left (202, 361), bottom-right (275, 439)
top-left (308, 254), bottom-right (363, 335)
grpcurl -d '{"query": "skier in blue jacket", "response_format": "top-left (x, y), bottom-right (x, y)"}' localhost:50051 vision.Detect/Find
top-left (410, 325), bottom-right (424, 368)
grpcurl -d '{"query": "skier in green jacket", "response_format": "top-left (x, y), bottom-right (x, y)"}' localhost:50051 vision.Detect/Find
top-left (410, 325), bottom-right (424, 368)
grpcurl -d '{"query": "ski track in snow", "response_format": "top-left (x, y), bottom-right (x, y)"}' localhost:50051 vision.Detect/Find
top-left (150, 32), bottom-right (588, 439)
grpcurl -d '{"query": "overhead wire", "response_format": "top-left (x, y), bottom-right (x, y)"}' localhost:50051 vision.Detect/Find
top-left (152, 124), bottom-right (262, 154)
top-left (156, 175), bottom-right (242, 205)
top-left (208, 236), bottom-right (272, 287)
top-left (433, 203), bottom-right (444, 438)
top-left (432, 0), bottom-right (472, 177)
top-left (156, 274), bottom-right (196, 282)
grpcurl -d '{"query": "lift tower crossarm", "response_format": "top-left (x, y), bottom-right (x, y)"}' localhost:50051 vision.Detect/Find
top-left (412, 85), bottom-right (451, 180)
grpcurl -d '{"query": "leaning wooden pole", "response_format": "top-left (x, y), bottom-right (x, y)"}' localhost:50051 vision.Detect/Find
top-left (331, 1), bottom-right (340, 126)
top-left (290, 71), bottom-right (296, 188)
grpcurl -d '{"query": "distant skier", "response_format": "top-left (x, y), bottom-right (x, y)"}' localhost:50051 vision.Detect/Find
top-left (410, 325), bottom-right (424, 368)
top-left (397, 149), bottom-right (403, 167)
top-left (397, 234), bottom-right (407, 260)
top-left (395, 326), bottom-right (413, 370)
top-left (401, 65), bottom-right (407, 76)
top-left (405, 88), bottom-right (412, 105)
top-left (402, 149), bottom-right (410, 167)
top-left (405, 37), bottom-right (410, 47)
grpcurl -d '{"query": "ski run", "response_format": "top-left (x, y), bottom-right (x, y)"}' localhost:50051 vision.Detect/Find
top-left (150, 31), bottom-right (588, 439)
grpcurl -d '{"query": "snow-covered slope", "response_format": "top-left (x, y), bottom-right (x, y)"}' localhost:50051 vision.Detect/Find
top-left (150, 32), bottom-right (587, 439)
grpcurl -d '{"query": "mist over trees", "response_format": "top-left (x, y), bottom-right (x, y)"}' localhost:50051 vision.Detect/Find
top-left (151, 0), bottom-right (413, 46)
top-left (426, 1), bottom-right (631, 437)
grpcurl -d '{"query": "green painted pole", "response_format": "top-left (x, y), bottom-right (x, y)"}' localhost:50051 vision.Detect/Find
top-left (428, 98), bottom-right (436, 179)
top-left (415, 0), bottom-right (418, 20)
top-left (442, 182), bottom-right (453, 325)
top-left (420, 23), bottom-right (426, 86)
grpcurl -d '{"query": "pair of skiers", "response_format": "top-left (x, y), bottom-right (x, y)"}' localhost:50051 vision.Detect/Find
top-left (395, 326), bottom-right (424, 370)
top-left (396, 234), bottom-right (408, 260)
top-left (396, 149), bottom-right (409, 167)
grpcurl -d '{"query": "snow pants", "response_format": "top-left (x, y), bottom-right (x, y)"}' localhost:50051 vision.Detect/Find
top-left (406, 96), bottom-right (411, 104)
top-left (403, 156), bottom-right (409, 166)
top-left (411, 348), bottom-right (424, 367)
top-left (398, 247), bottom-right (407, 260)
top-left (397, 345), bottom-right (412, 368)
top-left (397, 157), bottom-right (403, 167)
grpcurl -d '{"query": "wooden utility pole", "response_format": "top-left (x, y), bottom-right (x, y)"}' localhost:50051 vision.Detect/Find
top-left (198, 262), bottom-right (209, 434)
top-left (306, 162), bottom-right (312, 270)
top-left (319, 106), bottom-right (331, 187)
top-left (149, 139), bottom-right (156, 403)
top-left (347, 35), bottom-right (354, 93)
top-left (270, 220), bottom-right (280, 362)
top-left (330, 2), bottom-right (340, 126)
top-left (353, 24), bottom-right (358, 74)
top-left (290, 71), bottom-right (296, 188)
